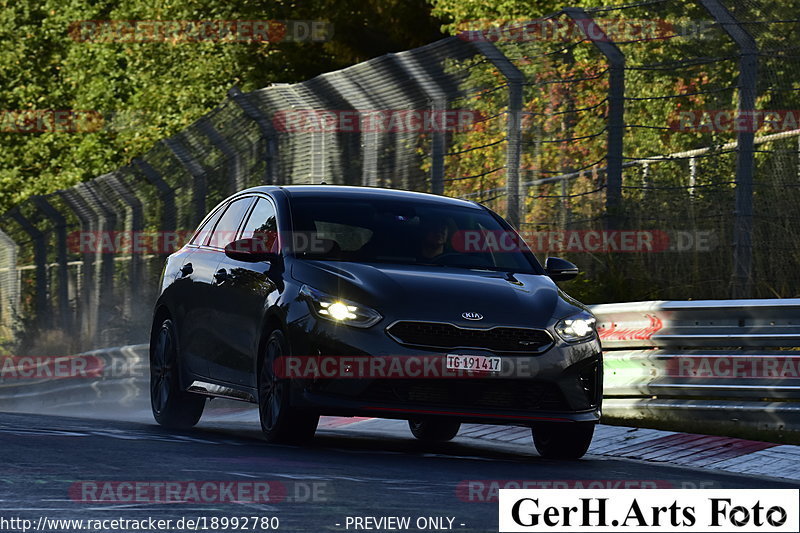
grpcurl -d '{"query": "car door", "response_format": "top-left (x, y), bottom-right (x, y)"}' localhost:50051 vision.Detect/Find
top-left (189, 196), bottom-right (255, 380)
top-left (174, 205), bottom-right (226, 378)
top-left (210, 196), bottom-right (281, 388)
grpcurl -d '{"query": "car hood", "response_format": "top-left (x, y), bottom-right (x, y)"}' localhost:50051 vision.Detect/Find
top-left (291, 260), bottom-right (581, 328)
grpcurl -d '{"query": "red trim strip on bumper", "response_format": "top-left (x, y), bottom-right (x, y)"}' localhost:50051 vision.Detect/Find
top-left (362, 406), bottom-right (574, 422)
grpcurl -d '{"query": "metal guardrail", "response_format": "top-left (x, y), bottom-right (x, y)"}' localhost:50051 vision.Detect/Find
top-left (0, 345), bottom-right (147, 412)
top-left (593, 299), bottom-right (800, 439)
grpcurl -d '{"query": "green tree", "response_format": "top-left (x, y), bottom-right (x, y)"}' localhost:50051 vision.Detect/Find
top-left (0, 0), bottom-right (444, 212)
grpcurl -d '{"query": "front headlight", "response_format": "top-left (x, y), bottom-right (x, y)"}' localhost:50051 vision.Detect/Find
top-left (555, 311), bottom-right (597, 343)
top-left (299, 285), bottom-right (382, 328)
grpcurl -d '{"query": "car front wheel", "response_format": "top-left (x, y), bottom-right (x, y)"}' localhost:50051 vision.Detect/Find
top-left (150, 318), bottom-right (205, 428)
top-left (532, 422), bottom-right (595, 459)
top-left (258, 329), bottom-right (319, 444)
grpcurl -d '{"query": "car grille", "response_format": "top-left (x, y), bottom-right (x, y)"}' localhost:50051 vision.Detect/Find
top-left (359, 379), bottom-right (568, 412)
top-left (386, 321), bottom-right (553, 353)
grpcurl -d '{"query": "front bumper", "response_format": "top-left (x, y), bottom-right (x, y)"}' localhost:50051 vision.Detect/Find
top-left (285, 313), bottom-right (602, 425)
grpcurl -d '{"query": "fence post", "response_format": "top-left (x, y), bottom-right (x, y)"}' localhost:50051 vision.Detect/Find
top-left (429, 97), bottom-right (446, 196)
top-left (469, 41), bottom-right (524, 227)
top-left (7, 208), bottom-right (48, 325)
top-left (133, 158), bottom-right (177, 235)
top-left (198, 118), bottom-right (243, 194)
top-left (0, 228), bottom-right (19, 337)
top-left (701, 0), bottom-right (758, 298)
top-left (563, 8), bottom-right (625, 230)
top-left (394, 54), bottom-right (450, 194)
top-left (163, 136), bottom-right (208, 227)
top-left (228, 86), bottom-right (278, 185)
top-left (98, 172), bottom-right (146, 319)
top-left (58, 189), bottom-right (96, 345)
top-left (30, 195), bottom-right (70, 330)
top-left (76, 182), bottom-right (117, 345)
top-left (395, 54), bottom-right (449, 194)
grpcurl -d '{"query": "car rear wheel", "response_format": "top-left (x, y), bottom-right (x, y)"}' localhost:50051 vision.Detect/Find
top-left (150, 318), bottom-right (205, 428)
top-left (408, 418), bottom-right (461, 442)
top-left (258, 329), bottom-right (319, 444)
top-left (532, 422), bottom-right (595, 459)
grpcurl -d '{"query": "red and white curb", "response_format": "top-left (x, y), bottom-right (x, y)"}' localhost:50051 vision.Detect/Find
top-left (316, 416), bottom-right (800, 482)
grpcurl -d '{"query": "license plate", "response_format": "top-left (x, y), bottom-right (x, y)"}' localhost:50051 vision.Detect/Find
top-left (446, 354), bottom-right (501, 373)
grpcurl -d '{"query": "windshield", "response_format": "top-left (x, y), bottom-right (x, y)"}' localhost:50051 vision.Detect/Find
top-left (288, 196), bottom-right (543, 274)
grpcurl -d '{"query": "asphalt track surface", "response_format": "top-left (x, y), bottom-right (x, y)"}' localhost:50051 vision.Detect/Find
top-left (0, 399), bottom-right (797, 533)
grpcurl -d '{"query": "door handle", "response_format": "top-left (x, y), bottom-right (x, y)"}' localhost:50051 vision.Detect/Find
top-left (213, 268), bottom-right (229, 284)
top-left (179, 263), bottom-right (193, 277)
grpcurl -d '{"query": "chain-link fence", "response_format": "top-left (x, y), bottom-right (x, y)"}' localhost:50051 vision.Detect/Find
top-left (1, 0), bottom-right (798, 354)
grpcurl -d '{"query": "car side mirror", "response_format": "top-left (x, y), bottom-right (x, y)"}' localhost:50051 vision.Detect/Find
top-left (545, 257), bottom-right (579, 281)
top-left (224, 238), bottom-right (280, 263)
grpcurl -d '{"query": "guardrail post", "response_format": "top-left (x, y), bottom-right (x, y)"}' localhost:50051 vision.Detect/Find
top-left (564, 8), bottom-right (625, 231)
top-left (469, 41), bottom-right (524, 227)
top-left (228, 86), bottom-right (278, 185)
top-left (701, 0), bottom-right (758, 298)
top-left (7, 208), bottom-right (48, 325)
top-left (30, 195), bottom-right (70, 330)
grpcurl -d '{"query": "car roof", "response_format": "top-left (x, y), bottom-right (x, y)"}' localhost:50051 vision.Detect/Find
top-left (238, 185), bottom-right (482, 209)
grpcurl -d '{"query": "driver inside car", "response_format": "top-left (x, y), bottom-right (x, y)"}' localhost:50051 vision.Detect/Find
top-left (417, 217), bottom-right (450, 260)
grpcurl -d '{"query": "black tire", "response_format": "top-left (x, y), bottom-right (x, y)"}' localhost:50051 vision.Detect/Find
top-left (532, 422), bottom-right (595, 459)
top-left (258, 329), bottom-right (319, 444)
top-left (150, 318), bottom-right (205, 428)
top-left (408, 418), bottom-right (461, 442)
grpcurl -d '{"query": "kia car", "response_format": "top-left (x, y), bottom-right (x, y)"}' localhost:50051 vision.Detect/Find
top-left (149, 185), bottom-right (602, 459)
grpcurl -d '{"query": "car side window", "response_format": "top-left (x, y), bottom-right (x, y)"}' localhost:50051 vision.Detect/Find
top-left (207, 197), bottom-right (254, 249)
top-left (189, 206), bottom-right (225, 246)
top-left (241, 198), bottom-right (278, 239)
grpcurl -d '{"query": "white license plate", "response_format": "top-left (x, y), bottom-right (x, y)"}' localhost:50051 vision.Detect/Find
top-left (446, 354), bottom-right (501, 373)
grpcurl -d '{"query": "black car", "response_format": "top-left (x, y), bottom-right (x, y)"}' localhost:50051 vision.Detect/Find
top-left (149, 186), bottom-right (602, 459)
